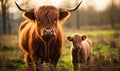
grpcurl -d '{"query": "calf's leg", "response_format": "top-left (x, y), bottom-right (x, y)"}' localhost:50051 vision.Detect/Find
top-left (72, 59), bottom-right (79, 71)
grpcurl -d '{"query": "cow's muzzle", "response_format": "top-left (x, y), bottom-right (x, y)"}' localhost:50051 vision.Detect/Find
top-left (42, 29), bottom-right (55, 41)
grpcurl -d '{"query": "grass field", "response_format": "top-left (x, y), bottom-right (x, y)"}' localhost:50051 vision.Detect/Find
top-left (0, 29), bottom-right (120, 71)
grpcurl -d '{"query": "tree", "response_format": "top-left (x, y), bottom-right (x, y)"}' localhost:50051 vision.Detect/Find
top-left (0, 0), bottom-right (30, 34)
top-left (75, 0), bottom-right (80, 29)
top-left (0, 0), bottom-right (11, 34)
top-left (110, 0), bottom-right (115, 28)
top-left (105, 0), bottom-right (120, 29)
top-left (1, 0), bottom-right (7, 34)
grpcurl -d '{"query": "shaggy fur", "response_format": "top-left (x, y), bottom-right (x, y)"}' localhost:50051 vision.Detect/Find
top-left (67, 33), bottom-right (92, 71)
top-left (19, 6), bottom-right (70, 71)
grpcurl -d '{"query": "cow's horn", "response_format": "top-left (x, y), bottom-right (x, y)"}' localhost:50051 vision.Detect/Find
top-left (61, 1), bottom-right (82, 12)
top-left (14, 1), bottom-right (34, 12)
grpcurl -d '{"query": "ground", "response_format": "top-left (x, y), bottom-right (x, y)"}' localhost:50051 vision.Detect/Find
top-left (0, 29), bottom-right (120, 71)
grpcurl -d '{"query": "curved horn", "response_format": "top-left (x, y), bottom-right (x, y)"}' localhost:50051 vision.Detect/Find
top-left (61, 1), bottom-right (82, 12)
top-left (14, 1), bottom-right (34, 12)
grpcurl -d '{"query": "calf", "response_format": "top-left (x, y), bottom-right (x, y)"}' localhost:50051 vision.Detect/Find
top-left (67, 33), bottom-right (92, 71)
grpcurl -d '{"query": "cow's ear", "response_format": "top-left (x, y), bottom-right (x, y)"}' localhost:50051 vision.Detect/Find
top-left (23, 11), bottom-right (35, 20)
top-left (67, 36), bottom-right (73, 41)
top-left (81, 34), bottom-right (87, 41)
top-left (59, 10), bottom-right (70, 21)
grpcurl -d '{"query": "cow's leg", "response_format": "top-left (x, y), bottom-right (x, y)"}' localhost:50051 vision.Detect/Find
top-left (80, 63), bottom-right (86, 71)
top-left (87, 55), bottom-right (91, 66)
top-left (24, 53), bottom-right (34, 71)
top-left (72, 49), bottom-right (79, 71)
top-left (30, 53), bottom-right (43, 71)
top-left (50, 53), bottom-right (61, 71)
top-left (35, 58), bottom-right (43, 71)
top-left (51, 56), bottom-right (59, 67)
top-left (72, 59), bottom-right (79, 71)
top-left (80, 59), bottom-right (87, 71)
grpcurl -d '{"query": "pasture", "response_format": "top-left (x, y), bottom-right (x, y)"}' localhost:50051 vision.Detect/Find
top-left (0, 29), bottom-right (120, 71)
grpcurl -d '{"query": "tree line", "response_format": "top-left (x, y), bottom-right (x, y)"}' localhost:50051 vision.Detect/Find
top-left (64, 0), bottom-right (120, 29)
top-left (0, 0), bottom-right (120, 34)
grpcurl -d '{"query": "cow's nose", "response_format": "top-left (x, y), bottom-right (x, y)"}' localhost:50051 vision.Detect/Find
top-left (42, 28), bottom-right (55, 41)
top-left (43, 29), bottom-right (54, 35)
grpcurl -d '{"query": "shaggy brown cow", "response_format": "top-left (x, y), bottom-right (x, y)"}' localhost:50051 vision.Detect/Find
top-left (15, 1), bottom-right (82, 71)
top-left (67, 33), bottom-right (92, 71)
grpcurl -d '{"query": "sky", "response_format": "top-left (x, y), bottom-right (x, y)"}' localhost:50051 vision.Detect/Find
top-left (30, 0), bottom-right (111, 11)
top-left (11, 0), bottom-right (118, 13)
top-left (90, 0), bottom-right (110, 11)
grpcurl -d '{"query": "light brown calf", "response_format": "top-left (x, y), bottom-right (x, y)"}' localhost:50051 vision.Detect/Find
top-left (67, 33), bottom-right (92, 71)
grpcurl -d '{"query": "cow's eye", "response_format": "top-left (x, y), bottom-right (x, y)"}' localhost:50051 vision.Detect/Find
top-left (54, 20), bottom-right (57, 24)
top-left (54, 19), bottom-right (57, 24)
top-left (38, 21), bottom-right (41, 24)
top-left (38, 19), bottom-right (42, 24)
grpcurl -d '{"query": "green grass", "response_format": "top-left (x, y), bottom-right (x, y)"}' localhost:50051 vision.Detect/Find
top-left (64, 29), bottom-right (116, 37)
top-left (0, 29), bottom-right (120, 71)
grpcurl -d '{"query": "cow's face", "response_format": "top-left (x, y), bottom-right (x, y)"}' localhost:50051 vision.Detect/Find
top-left (35, 6), bottom-right (59, 41)
top-left (67, 34), bottom-right (87, 49)
top-left (15, 1), bottom-right (82, 41)
top-left (23, 6), bottom-right (70, 41)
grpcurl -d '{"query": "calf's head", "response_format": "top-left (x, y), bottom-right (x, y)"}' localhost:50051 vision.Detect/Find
top-left (67, 33), bottom-right (87, 49)
top-left (15, 1), bottom-right (82, 41)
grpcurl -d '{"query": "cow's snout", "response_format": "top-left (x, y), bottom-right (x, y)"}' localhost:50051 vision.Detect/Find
top-left (43, 29), bottom-right (54, 35)
top-left (42, 28), bottom-right (55, 41)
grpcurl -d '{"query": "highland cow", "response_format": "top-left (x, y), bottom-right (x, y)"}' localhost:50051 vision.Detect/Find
top-left (67, 33), bottom-right (92, 71)
top-left (15, 1), bottom-right (82, 71)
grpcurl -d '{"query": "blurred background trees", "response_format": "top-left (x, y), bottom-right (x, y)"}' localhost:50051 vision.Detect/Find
top-left (0, 0), bottom-right (120, 34)
top-left (1, 0), bottom-right (11, 34)
top-left (0, 0), bottom-right (29, 34)
top-left (64, 0), bottom-right (120, 29)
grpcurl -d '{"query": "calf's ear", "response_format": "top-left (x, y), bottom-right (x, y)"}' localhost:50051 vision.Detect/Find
top-left (67, 36), bottom-right (73, 41)
top-left (81, 34), bottom-right (87, 41)
top-left (59, 10), bottom-right (70, 21)
top-left (23, 11), bottom-right (35, 21)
